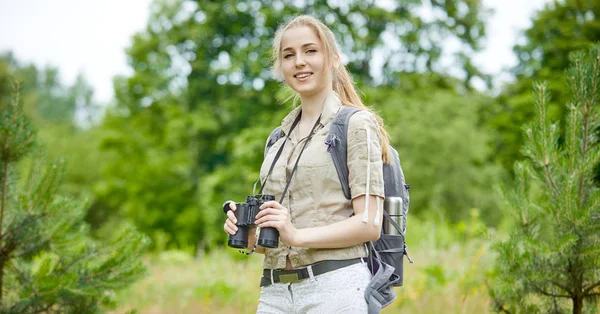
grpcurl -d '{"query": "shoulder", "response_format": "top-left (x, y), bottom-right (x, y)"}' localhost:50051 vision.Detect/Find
top-left (347, 109), bottom-right (378, 132)
top-left (344, 109), bottom-right (382, 147)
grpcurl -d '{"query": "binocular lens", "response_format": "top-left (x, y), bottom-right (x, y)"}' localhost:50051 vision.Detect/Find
top-left (257, 227), bottom-right (279, 248)
top-left (228, 226), bottom-right (249, 248)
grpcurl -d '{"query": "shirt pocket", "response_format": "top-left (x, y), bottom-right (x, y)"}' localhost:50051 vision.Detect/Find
top-left (295, 132), bottom-right (333, 197)
top-left (298, 133), bottom-right (342, 206)
top-left (296, 132), bottom-right (330, 168)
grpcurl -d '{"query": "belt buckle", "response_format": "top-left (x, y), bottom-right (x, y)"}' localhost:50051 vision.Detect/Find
top-left (279, 273), bottom-right (300, 283)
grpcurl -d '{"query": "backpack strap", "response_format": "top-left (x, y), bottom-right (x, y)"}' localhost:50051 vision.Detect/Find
top-left (383, 148), bottom-right (403, 197)
top-left (264, 126), bottom-right (283, 158)
top-left (326, 106), bottom-right (361, 200)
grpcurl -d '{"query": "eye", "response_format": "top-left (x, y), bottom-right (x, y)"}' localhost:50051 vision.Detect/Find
top-left (306, 49), bottom-right (317, 54)
top-left (284, 53), bottom-right (294, 59)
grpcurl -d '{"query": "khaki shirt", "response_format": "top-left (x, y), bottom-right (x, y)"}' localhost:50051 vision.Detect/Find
top-left (259, 92), bottom-right (385, 269)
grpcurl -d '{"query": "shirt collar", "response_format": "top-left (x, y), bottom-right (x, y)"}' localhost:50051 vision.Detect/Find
top-left (279, 91), bottom-right (342, 136)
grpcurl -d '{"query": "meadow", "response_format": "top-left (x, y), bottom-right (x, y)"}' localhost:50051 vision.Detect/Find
top-left (112, 214), bottom-right (497, 314)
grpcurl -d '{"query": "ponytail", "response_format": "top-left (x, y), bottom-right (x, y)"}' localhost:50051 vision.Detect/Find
top-left (333, 65), bottom-right (392, 164)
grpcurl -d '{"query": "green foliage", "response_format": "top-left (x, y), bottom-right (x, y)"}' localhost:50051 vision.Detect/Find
top-left (97, 103), bottom-right (201, 249)
top-left (95, 0), bottom-right (496, 251)
top-left (0, 53), bottom-right (100, 128)
top-left (366, 84), bottom-right (504, 223)
top-left (0, 54), bottom-right (107, 225)
top-left (0, 82), bottom-right (150, 313)
top-left (0, 83), bottom-right (36, 163)
top-left (485, 1), bottom-right (600, 174)
top-left (490, 46), bottom-right (600, 314)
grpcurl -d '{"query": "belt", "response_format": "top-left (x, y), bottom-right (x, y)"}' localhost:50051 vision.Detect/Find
top-left (260, 258), bottom-right (362, 287)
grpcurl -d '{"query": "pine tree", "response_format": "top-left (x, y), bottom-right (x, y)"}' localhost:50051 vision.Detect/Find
top-left (0, 81), bottom-right (149, 313)
top-left (490, 45), bottom-right (600, 314)
top-left (484, 1), bottom-right (600, 178)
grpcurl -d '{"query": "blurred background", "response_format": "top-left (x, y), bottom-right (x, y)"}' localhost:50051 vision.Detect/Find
top-left (1, 0), bottom-right (599, 313)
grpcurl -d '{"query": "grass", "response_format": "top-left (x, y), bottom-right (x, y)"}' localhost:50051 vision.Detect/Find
top-left (111, 215), bottom-right (498, 314)
top-left (110, 250), bottom-right (264, 313)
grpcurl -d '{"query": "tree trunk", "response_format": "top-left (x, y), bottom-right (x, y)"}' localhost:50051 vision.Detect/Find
top-left (572, 296), bottom-right (583, 314)
top-left (0, 260), bottom-right (3, 301)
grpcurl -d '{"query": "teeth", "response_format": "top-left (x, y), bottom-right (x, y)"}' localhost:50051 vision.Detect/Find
top-left (296, 73), bottom-right (310, 78)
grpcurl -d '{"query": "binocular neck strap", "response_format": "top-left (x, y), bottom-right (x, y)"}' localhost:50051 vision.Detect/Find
top-left (258, 112), bottom-right (301, 196)
top-left (279, 114), bottom-right (321, 204)
top-left (258, 111), bottom-right (322, 205)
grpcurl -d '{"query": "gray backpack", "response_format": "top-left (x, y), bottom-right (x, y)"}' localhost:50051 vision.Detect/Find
top-left (265, 107), bottom-right (413, 308)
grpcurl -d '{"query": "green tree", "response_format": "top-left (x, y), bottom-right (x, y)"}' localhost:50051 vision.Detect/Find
top-left (367, 81), bottom-right (504, 223)
top-left (0, 81), bottom-right (149, 313)
top-left (490, 46), bottom-right (600, 314)
top-left (0, 53), bottom-right (98, 127)
top-left (485, 1), bottom-right (600, 174)
top-left (97, 0), bottom-right (491, 251)
top-left (0, 54), bottom-right (112, 237)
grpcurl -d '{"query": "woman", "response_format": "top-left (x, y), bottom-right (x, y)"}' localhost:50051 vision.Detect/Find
top-left (223, 15), bottom-right (392, 313)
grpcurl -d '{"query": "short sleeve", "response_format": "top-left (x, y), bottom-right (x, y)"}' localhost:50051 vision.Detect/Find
top-left (347, 111), bottom-right (385, 200)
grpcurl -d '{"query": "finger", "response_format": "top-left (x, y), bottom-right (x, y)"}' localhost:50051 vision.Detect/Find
top-left (224, 222), bottom-right (236, 235)
top-left (255, 209), bottom-right (286, 224)
top-left (258, 220), bottom-right (283, 230)
top-left (229, 202), bottom-right (237, 211)
top-left (260, 201), bottom-right (282, 210)
top-left (227, 210), bottom-right (237, 224)
top-left (225, 219), bottom-right (238, 233)
top-left (255, 208), bottom-right (280, 220)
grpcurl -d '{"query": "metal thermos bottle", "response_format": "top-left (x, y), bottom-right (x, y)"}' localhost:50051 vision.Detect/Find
top-left (383, 197), bottom-right (404, 235)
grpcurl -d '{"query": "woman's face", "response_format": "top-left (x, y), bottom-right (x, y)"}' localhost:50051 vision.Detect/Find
top-left (280, 26), bottom-right (331, 97)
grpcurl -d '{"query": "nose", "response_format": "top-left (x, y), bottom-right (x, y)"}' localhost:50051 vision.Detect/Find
top-left (295, 54), bottom-right (306, 68)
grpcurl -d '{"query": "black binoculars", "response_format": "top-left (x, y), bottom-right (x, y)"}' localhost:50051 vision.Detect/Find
top-left (226, 194), bottom-right (279, 249)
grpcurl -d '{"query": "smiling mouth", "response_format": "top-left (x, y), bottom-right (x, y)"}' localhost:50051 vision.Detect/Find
top-left (294, 72), bottom-right (312, 79)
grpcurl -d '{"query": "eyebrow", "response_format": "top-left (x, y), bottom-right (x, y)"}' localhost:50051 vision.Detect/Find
top-left (282, 43), bottom-right (318, 52)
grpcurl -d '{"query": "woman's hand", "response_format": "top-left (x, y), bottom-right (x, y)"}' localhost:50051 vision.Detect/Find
top-left (255, 200), bottom-right (298, 246)
top-left (223, 202), bottom-right (238, 235)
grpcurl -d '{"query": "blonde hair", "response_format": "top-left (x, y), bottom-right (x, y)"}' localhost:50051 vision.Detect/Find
top-left (271, 15), bottom-right (391, 163)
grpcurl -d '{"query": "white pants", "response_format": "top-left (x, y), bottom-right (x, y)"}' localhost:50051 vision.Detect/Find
top-left (256, 262), bottom-right (371, 314)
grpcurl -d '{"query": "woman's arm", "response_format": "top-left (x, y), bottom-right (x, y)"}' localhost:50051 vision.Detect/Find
top-left (294, 194), bottom-right (383, 248)
top-left (255, 195), bottom-right (383, 248)
top-left (247, 195), bottom-right (384, 251)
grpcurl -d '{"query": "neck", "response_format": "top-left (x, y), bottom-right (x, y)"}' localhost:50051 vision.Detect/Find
top-left (299, 86), bottom-right (333, 122)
